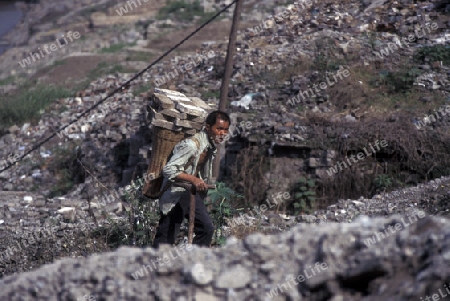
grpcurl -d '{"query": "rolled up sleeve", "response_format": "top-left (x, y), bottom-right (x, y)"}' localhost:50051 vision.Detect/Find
top-left (162, 139), bottom-right (197, 181)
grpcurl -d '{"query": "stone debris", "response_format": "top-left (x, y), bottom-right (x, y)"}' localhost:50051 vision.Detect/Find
top-left (184, 263), bottom-right (214, 286)
top-left (0, 215), bottom-right (449, 300)
top-left (149, 89), bottom-right (212, 133)
top-left (224, 174), bottom-right (450, 235)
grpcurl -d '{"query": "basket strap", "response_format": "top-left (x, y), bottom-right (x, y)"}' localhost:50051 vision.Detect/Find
top-left (191, 136), bottom-right (200, 150)
top-left (183, 136), bottom-right (200, 170)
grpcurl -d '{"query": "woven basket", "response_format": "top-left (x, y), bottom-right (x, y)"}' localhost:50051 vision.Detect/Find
top-left (142, 127), bottom-right (186, 197)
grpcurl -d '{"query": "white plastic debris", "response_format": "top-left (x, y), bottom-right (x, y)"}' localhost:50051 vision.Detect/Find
top-left (31, 170), bottom-right (42, 178)
top-left (230, 93), bottom-right (256, 110)
top-left (279, 214), bottom-right (291, 220)
top-left (57, 207), bottom-right (76, 221)
top-left (40, 150), bottom-right (51, 158)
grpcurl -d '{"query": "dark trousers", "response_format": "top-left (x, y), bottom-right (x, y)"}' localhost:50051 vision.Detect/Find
top-left (152, 192), bottom-right (215, 248)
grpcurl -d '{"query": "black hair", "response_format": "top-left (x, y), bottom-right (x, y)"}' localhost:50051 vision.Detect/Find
top-left (205, 110), bottom-right (231, 126)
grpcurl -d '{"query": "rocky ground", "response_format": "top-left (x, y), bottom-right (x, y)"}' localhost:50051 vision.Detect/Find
top-left (227, 175), bottom-right (450, 237)
top-left (0, 214), bottom-right (449, 301)
top-left (1, 173), bottom-right (449, 281)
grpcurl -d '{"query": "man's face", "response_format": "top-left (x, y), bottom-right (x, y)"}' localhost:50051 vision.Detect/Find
top-left (206, 118), bottom-right (230, 144)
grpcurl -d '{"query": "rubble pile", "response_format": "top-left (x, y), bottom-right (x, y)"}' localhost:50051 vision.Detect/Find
top-left (237, 0), bottom-right (450, 107)
top-left (1, 214), bottom-right (450, 300)
top-left (318, 176), bottom-right (450, 221)
top-left (1, 168), bottom-right (449, 278)
top-left (0, 73), bottom-right (147, 190)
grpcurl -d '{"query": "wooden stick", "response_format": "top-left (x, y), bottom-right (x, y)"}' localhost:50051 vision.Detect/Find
top-left (188, 192), bottom-right (196, 244)
top-left (172, 182), bottom-right (216, 244)
top-left (188, 184), bottom-right (216, 245)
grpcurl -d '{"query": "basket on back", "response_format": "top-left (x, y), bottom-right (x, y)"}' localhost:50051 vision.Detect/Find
top-left (142, 88), bottom-right (213, 199)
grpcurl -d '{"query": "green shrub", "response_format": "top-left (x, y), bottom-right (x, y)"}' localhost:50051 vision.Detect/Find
top-left (369, 70), bottom-right (389, 88)
top-left (201, 90), bottom-right (220, 100)
top-left (99, 43), bottom-right (127, 53)
top-left (207, 182), bottom-right (242, 245)
top-left (132, 82), bottom-right (153, 96)
top-left (158, 0), bottom-right (201, 21)
top-left (76, 62), bottom-right (133, 90)
top-left (122, 180), bottom-right (160, 247)
top-left (0, 84), bottom-right (75, 129)
top-left (374, 174), bottom-right (393, 192)
top-left (0, 61), bottom-right (134, 130)
top-left (311, 36), bottom-right (346, 78)
top-left (292, 177), bottom-right (316, 214)
top-left (414, 45), bottom-right (450, 65)
top-left (0, 76), bottom-right (16, 86)
top-left (312, 54), bottom-right (345, 74)
top-left (158, 0), bottom-right (217, 23)
top-left (385, 67), bottom-right (422, 93)
top-left (364, 31), bottom-right (379, 50)
top-left (89, 178), bottom-right (160, 249)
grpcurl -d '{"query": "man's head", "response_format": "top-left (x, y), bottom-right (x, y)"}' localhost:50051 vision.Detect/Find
top-left (205, 110), bottom-right (230, 144)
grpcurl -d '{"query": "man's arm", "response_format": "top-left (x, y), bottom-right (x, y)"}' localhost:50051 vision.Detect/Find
top-left (174, 173), bottom-right (208, 191)
top-left (162, 139), bottom-right (208, 191)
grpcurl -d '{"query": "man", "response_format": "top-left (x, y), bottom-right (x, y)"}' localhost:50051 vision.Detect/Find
top-left (152, 110), bottom-right (230, 248)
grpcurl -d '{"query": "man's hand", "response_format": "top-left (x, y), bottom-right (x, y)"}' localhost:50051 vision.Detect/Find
top-left (175, 173), bottom-right (208, 192)
top-left (191, 177), bottom-right (208, 192)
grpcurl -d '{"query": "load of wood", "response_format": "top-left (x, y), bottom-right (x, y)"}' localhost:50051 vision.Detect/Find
top-left (142, 88), bottom-right (214, 197)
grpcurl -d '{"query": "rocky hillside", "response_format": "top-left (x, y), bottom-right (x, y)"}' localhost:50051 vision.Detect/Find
top-left (0, 0), bottom-right (449, 209)
top-left (0, 0), bottom-right (449, 298)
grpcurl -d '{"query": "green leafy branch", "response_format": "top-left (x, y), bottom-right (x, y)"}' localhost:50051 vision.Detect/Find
top-left (207, 182), bottom-right (243, 245)
top-left (292, 177), bottom-right (316, 214)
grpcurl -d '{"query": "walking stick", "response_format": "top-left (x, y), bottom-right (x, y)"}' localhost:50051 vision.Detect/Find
top-left (187, 187), bottom-right (197, 244)
top-left (172, 181), bottom-right (216, 244)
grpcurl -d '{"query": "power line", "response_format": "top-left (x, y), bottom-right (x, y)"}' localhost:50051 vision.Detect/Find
top-left (0, 0), bottom-right (238, 174)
